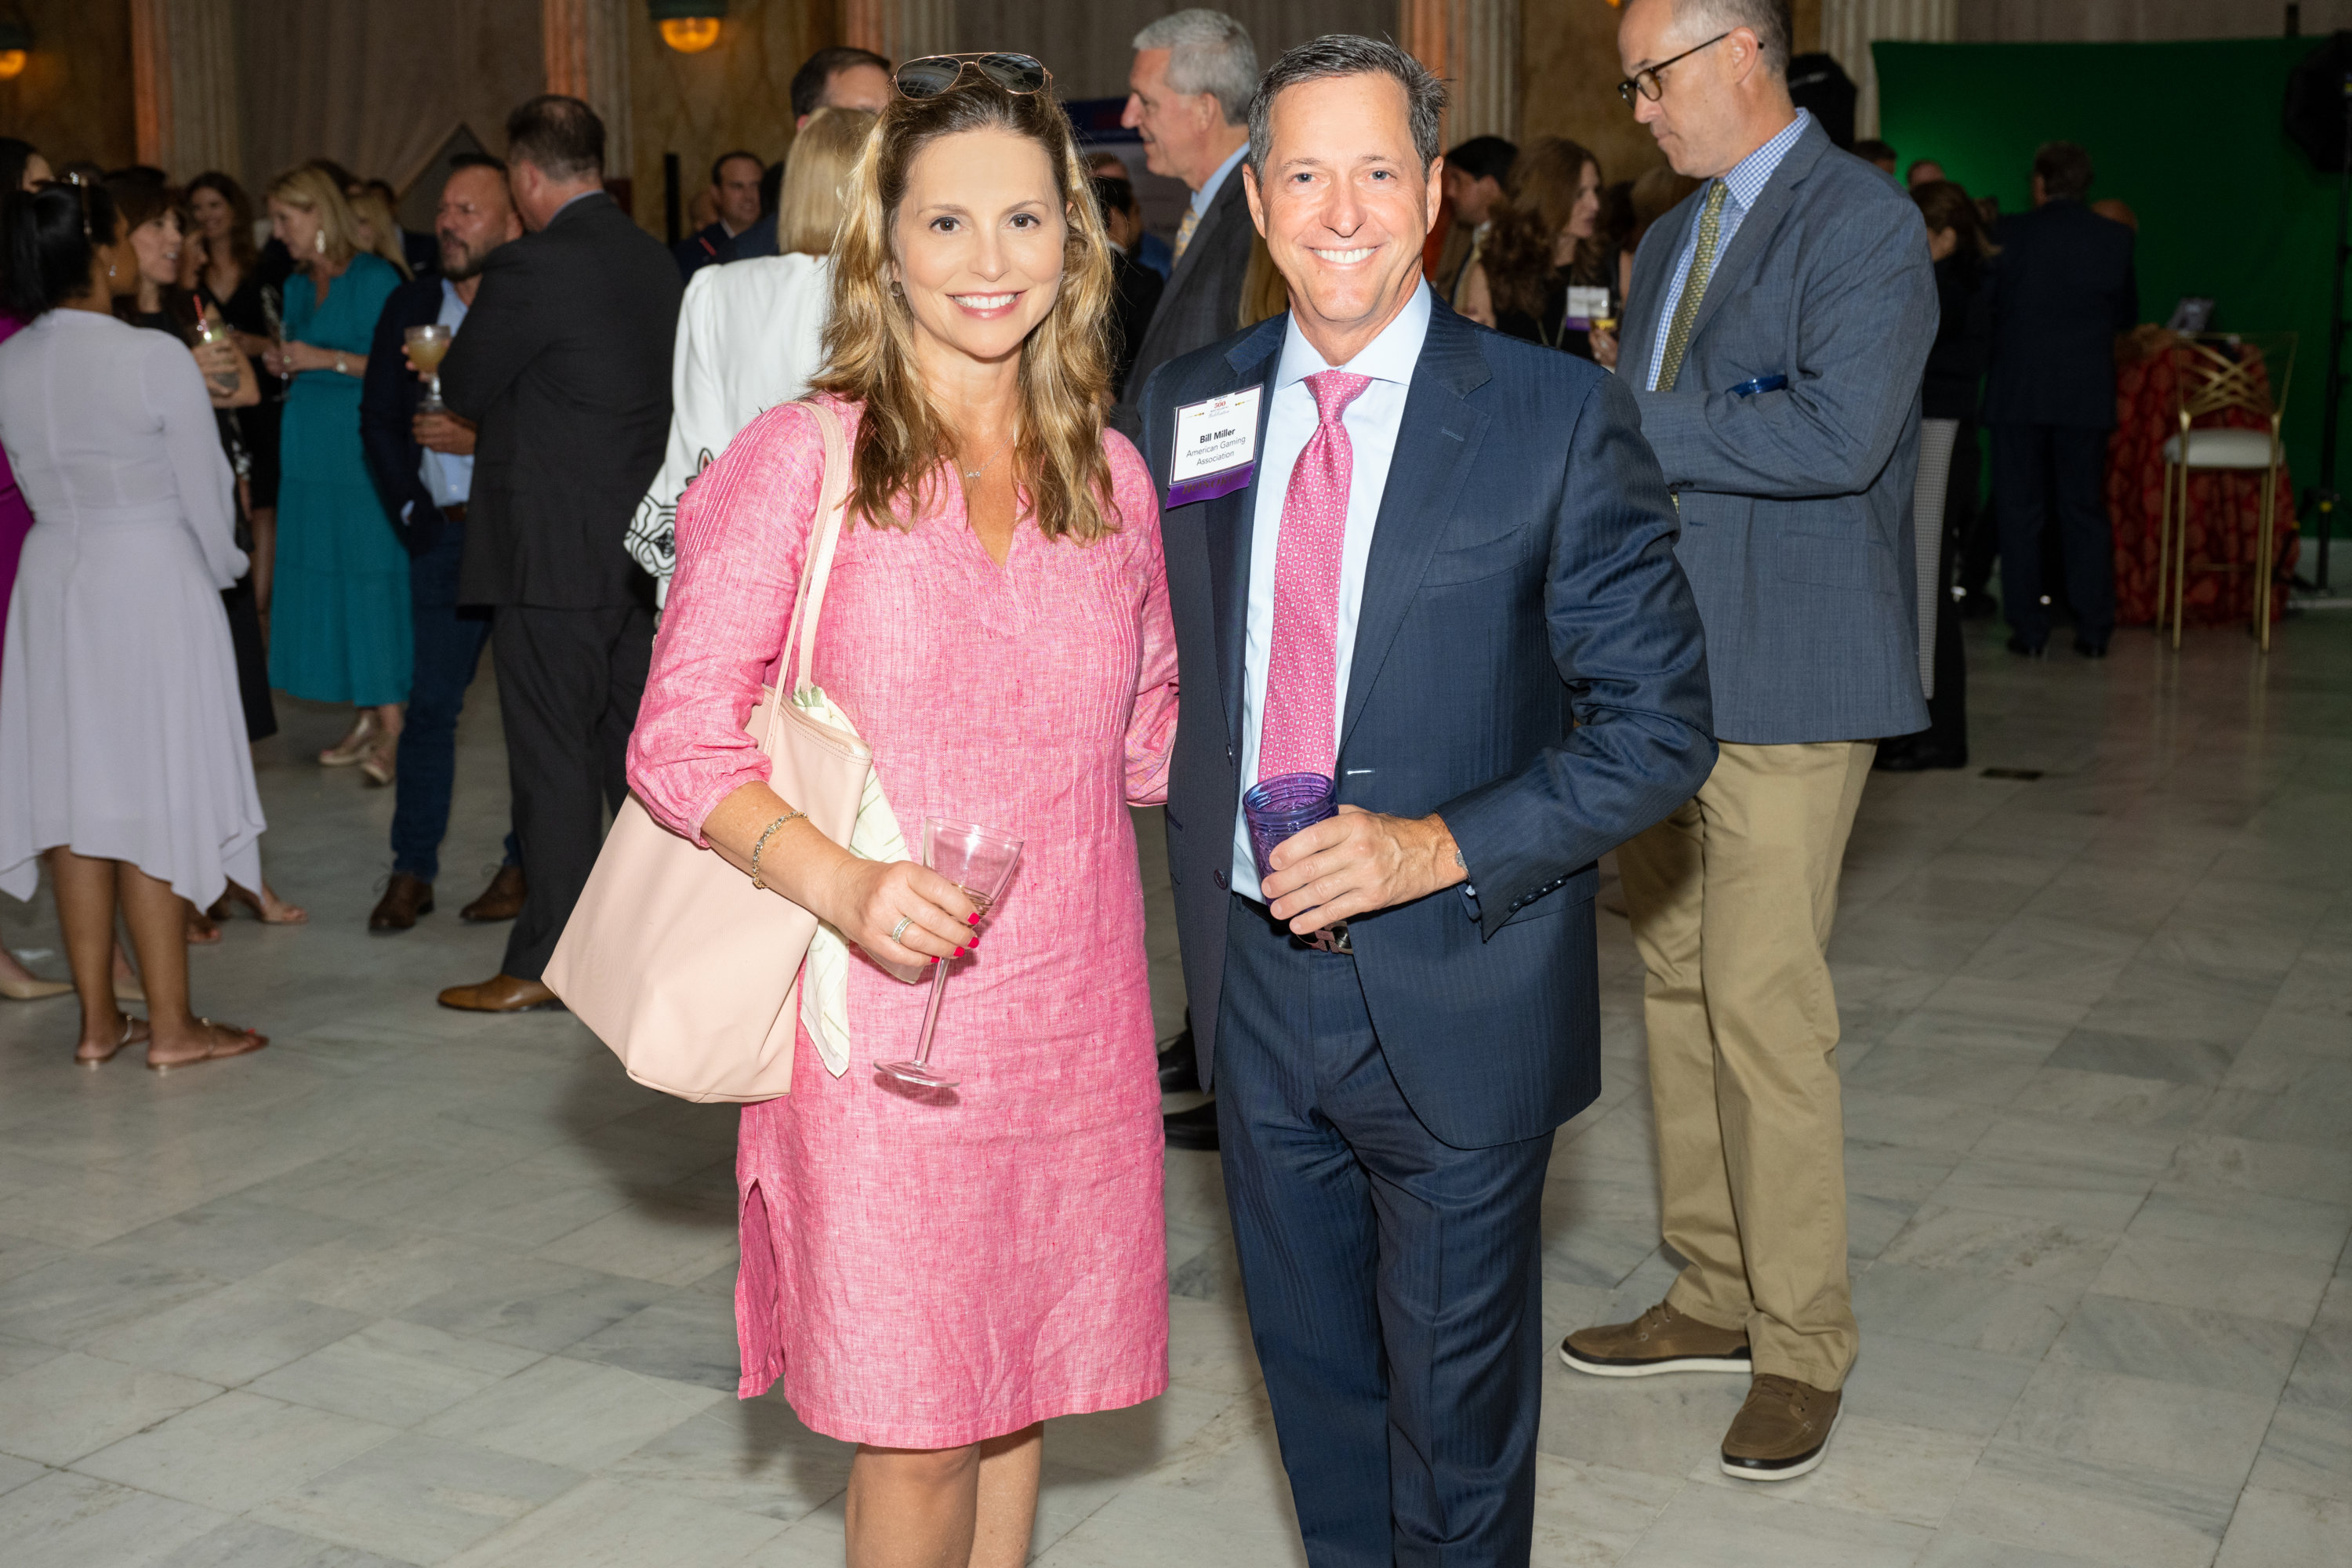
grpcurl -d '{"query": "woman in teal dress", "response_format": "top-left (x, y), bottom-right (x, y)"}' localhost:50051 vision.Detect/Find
top-left (262, 167), bottom-right (409, 782)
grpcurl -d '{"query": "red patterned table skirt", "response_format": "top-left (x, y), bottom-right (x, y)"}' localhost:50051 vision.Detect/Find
top-left (2105, 336), bottom-right (2298, 627)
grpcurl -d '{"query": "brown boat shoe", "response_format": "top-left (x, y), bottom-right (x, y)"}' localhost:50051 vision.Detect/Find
top-left (1721, 1374), bottom-right (1842, 1481)
top-left (1561, 1299), bottom-right (1752, 1377)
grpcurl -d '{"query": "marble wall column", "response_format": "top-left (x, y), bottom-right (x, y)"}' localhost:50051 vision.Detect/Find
top-left (546, 0), bottom-right (635, 179)
top-left (128, 0), bottom-right (241, 179)
top-left (1400, 0), bottom-right (1519, 145)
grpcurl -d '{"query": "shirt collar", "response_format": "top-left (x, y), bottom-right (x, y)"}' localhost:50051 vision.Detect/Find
top-left (438, 275), bottom-right (466, 312)
top-left (554, 189), bottom-right (602, 221)
top-left (1275, 278), bottom-right (1433, 392)
top-left (1192, 143), bottom-right (1249, 216)
top-left (1718, 108), bottom-right (1810, 216)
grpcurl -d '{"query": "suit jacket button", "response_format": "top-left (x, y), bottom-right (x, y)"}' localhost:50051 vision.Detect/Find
top-left (1214, 869), bottom-right (1229, 890)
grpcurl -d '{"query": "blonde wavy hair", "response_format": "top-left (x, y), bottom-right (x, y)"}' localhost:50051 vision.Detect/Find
top-left (341, 182), bottom-right (414, 279)
top-left (776, 106), bottom-right (877, 256)
top-left (813, 76), bottom-right (1121, 543)
top-left (266, 165), bottom-right (361, 268)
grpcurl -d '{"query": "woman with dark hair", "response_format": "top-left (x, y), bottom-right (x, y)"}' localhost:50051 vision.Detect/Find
top-left (1878, 179), bottom-right (1994, 772)
top-left (628, 58), bottom-right (1175, 1565)
top-left (187, 170), bottom-right (286, 617)
top-left (0, 181), bottom-right (273, 1067)
top-left (1461, 136), bottom-right (1613, 360)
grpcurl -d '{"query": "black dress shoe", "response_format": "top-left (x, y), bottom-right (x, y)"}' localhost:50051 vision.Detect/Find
top-left (1157, 1028), bottom-right (1201, 1094)
top-left (2073, 637), bottom-right (2109, 659)
top-left (1163, 1098), bottom-right (1219, 1152)
top-left (1874, 744), bottom-right (1968, 772)
top-left (2005, 635), bottom-right (2047, 659)
top-left (368, 873), bottom-right (434, 933)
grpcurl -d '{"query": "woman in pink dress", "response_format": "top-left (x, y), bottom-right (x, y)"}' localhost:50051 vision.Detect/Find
top-left (627, 59), bottom-right (1177, 1568)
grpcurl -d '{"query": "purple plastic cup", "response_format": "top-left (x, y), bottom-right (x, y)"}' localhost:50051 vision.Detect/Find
top-left (1243, 771), bottom-right (1338, 884)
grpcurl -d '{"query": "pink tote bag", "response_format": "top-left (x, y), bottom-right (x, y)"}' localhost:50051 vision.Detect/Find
top-left (547, 400), bottom-right (868, 1103)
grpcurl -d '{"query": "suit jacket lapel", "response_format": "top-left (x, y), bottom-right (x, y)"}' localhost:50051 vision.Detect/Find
top-left (1207, 325), bottom-right (1283, 750)
top-left (1679, 121), bottom-right (1828, 361)
top-left (1339, 307), bottom-right (1490, 753)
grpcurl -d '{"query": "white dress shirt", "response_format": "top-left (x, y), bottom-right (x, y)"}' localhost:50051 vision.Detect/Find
top-left (416, 278), bottom-right (474, 511)
top-left (1230, 280), bottom-right (1433, 900)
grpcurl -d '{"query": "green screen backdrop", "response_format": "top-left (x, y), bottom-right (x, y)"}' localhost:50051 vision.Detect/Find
top-left (1875, 38), bottom-right (2343, 540)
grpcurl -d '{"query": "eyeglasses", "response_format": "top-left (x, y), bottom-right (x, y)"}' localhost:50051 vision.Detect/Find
top-left (1617, 32), bottom-right (1730, 107)
top-left (894, 53), bottom-right (1052, 101)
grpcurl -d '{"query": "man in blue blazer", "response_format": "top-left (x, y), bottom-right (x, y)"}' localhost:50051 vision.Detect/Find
top-left (1138, 36), bottom-right (1714, 1564)
top-left (1562, 0), bottom-right (1936, 1486)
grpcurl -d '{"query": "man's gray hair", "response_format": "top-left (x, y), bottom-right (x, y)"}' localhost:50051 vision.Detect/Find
top-left (1674, 0), bottom-right (1791, 78)
top-left (1246, 34), bottom-right (1446, 178)
top-left (1132, 9), bottom-right (1260, 126)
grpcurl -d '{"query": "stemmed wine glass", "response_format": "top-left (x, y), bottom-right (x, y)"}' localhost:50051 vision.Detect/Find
top-left (876, 817), bottom-right (1024, 1091)
top-left (405, 323), bottom-right (453, 412)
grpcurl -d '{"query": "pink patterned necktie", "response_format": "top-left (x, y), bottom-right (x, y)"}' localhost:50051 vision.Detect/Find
top-left (1258, 369), bottom-right (1371, 783)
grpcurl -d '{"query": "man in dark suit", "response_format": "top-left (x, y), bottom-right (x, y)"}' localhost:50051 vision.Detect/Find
top-left (1566, 0), bottom-right (1936, 1485)
top-left (359, 154), bottom-right (525, 936)
top-left (1110, 8), bottom-right (1261, 448)
top-left (1092, 170), bottom-right (1164, 400)
top-left (1433, 133), bottom-right (1516, 309)
top-left (435, 96), bottom-right (683, 1013)
top-left (671, 150), bottom-right (764, 280)
top-left (1984, 140), bottom-right (2137, 657)
top-left (1140, 38), bottom-right (1713, 1562)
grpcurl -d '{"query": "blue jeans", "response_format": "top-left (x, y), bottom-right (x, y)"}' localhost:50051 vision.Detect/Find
top-left (390, 521), bottom-right (517, 883)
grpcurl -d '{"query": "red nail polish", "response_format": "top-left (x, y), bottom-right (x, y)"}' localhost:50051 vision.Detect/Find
top-left (929, 956), bottom-right (939, 965)
top-left (968, 913), bottom-right (981, 925)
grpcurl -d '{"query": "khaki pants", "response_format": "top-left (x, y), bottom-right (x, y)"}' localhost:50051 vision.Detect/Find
top-left (1617, 740), bottom-right (1873, 1390)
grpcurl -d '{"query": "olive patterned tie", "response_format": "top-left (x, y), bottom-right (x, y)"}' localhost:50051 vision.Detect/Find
top-left (1653, 181), bottom-right (1730, 393)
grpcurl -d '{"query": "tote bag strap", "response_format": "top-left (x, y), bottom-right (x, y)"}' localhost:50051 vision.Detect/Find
top-left (777, 399), bottom-right (854, 701)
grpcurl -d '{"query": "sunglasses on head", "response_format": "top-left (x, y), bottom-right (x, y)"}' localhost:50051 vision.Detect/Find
top-left (893, 53), bottom-right (1052, 101)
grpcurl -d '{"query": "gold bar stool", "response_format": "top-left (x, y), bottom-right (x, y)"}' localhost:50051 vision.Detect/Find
top-left (2154, 332), bottom-right (2295, 652)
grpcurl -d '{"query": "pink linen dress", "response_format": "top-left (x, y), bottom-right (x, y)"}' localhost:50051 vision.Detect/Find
top-left (628, 396), bottom-right (1178, 1449)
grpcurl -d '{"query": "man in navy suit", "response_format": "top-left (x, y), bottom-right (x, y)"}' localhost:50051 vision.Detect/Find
top-left (1138, 36), bottom-right (1714, 1564)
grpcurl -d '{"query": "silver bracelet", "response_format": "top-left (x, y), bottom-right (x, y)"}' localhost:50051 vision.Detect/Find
top-left (748, 810), bottom-right (807, 891)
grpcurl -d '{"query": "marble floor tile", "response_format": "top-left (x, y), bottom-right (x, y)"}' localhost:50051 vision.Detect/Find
top-left (397, 1253), bottom-right (674, 1353)
top-left (394, 1159), bottom-right (640, 1251)
top-left (0, 1350), bottom-right (219, 1465)
top-left (528, 1188), bottom-right (739, 1287)
top-left (1840, 1038), bottom-right (2053, 1108)
top-left (1849, 1263), bottom-right (2077, 1360)
top-left (79, 1278), bottom-right (372, 1388)
top-left (1047, 1381), bottom-right (1240, 1482)
top-left (1840, 1333), bottom-right (2038, 1439)
top-left (564, 1290), bottom-right (741, 1393)
top-left (2126, 1187), bottom-right (2352, 1261)
top-left (1911, 1531), bottom-right (2120, 1568)
top-left (2047, 1294), bottom-right (2304, 1400)
top-left (0, 1327), bottom-right (60, 1380)
top-left (1944, 1440), bottom-right (2238, 1568)
top-left (2244, 1401), bottom-right (2352, 1503)
top-left (239, 1225), bottom-right (517, 1316)
top-left (247, 1432), bottom-right (585, 1564)
top-left (1841, 1088), bottom-right (2002, 1154)
top-left (1926, 1116), bottom-right (2172, 1229)
top-left (1537, 1361), bottom-right (1749, 1479)
top-left (1994, 1361), bottom-right (2276, 1490)
top-left (248, 1319), bottom-right (546, 1428)
top-left (2011, 1067), bottom-right (2213, 1130)
top-left (90, 1195), bottom-right (357, 1283)
top-left (72, 1388), bottom-right (397, 1514)
top-left (437, 1475), bottom-right (783, 1566)
top-left (0, 1229), bottom-right (65, 1287)
top-left (2212, 1485), bottom-right (2351, 1568)
top-left (601, 1396), bottom-right (851, 1522)
top-left (1876, 1206), bottom-right (2122, 1297)
top-left (1616, 1479), bottom-right (1934, 1566)
top-left (2091, 1233), bottom-right (2334, 1326)
top-left (1025, 1397), bottom-right (1308, 1568)
top-left (0, 1469), bottom-right (227, 1568)
top-left (1954, 917), bottom-right (2147, 1002)
top-left (150, 1515), bottom-right (412, 1568)
top-left (1165, 1292), bottom-right (1261, 1396)
top-left (2161, 1132), bottom-right (2352, 1206)
top-left (0, 1250), bottom-right (227, 1348)
top-left (0, 1450), bottom-right (44, 1497)
top-left (1524, 1453), bottom-right (1683, 1566)
top-left (2042, 1027), bottom-right (2238, 1087)
top-left (419, 1355), bottom-right (724, 1472)
top-left (2194, 1085), bottom-right (2350, 1149)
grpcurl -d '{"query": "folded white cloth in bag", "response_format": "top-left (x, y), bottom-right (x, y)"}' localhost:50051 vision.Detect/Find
top-left (792, 684), bottom-right (918, 1075)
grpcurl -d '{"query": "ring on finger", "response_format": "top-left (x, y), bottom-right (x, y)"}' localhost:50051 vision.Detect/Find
top-left (889, 915), bottom-right (913, 946)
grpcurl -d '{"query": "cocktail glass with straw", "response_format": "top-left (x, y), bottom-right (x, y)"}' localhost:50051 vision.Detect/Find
top-left (876, 817), bottom-right (1024, 1091)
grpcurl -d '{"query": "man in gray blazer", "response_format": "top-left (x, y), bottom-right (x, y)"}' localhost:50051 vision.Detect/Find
top-left (1560, 0), bottom-right (1935, 1484)
top-left (1109, 9), bottom-right (1259, 451)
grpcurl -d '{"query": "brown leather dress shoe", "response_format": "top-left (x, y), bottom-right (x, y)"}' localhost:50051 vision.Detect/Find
top-left (1721, 1374), bottom-right (1842, 1481)
top-left (437, 975), bottom-right (562, 1012)
top-left (369, 873), bottom-right (434, 933)
top-left (1561, 1299), bottom-right (1751, 1377)
top-left (461, 864), bottom-right (527, 924)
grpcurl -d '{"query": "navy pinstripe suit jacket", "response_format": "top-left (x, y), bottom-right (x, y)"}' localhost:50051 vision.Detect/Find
top-left (1138, 300), bottom-right (1717, 1149)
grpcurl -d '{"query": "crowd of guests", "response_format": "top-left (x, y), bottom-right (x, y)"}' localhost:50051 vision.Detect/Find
top-left (0, 0), bottom-right (2158, 1562)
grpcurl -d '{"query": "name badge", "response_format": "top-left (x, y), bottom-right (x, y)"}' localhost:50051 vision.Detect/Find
top-left (1563, 285), bottom-right (1613, 331)
top-left (1167, 386), bottom-right (1262, 507)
